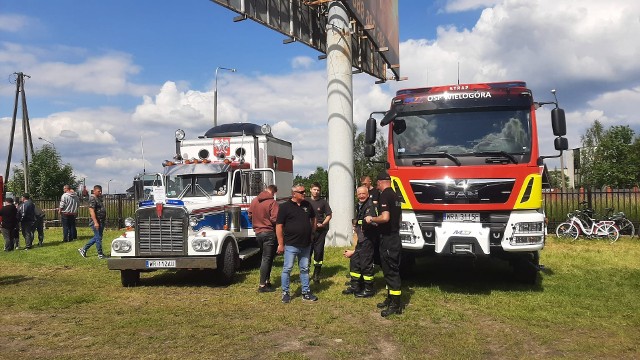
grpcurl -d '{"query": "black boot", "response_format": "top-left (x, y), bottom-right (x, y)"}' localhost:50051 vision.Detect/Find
top-left (380, 295), bottom-right (403, 317)
top-left (342, 278), bottom-right (362, 295)
top-left (312, 265), bottom-right (322, 283)
top-left (377, 291), bottom-right (391, 309)
top-left (355, 281), bottom-right (375, 298)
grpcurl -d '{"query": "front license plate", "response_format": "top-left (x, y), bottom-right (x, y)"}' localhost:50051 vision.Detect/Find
top-left (444, 212), bottom-right (480, 222)
top-left (146, 260), bottom-right (176, 268)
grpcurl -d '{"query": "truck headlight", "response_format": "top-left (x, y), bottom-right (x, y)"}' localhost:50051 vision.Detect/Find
top-left (510, 236), bottom-right (544, 246)
top-left (124, 217), bottom-right (135, 228)
top-left (513, 222), bottom-right (543, 233)
top-left (400, 221), bottom-right (413, 232)
top-left (112, 239), bottom-right (132, 253)
top-left (192, 239), bottom-right (213, 252)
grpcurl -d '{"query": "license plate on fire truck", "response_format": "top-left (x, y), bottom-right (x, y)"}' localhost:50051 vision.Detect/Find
top-left (146, 260), bottom-right (176, 268)
top-left (444, 213), bottom-right (480, 222)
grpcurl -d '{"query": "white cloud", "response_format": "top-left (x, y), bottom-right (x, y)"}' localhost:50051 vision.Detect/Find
top-left (444, 0), bottom-right (500, 13)
top-left (0, 42), bottom-right (157, 97)
top-left (291, 56), bottom-right (314, 69)
top-left (0, 14), bottom-right (31, 32)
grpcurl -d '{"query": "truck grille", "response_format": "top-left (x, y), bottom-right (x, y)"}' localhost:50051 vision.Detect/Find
top-left (136, 206), bottom-right (187, 256)
top-left (410, 179), bottom-right (515, 204)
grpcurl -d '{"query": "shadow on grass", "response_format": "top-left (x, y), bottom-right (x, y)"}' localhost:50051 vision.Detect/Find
top-left (0, 274), bottom-right (32, 286)
top-left (403, 256), bottom-right (545, 295)
top-left (138, 269), bottom-right (249, 288)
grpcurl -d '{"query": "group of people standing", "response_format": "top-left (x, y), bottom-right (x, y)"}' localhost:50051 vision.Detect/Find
top-left (1, 184), bottom-right (106, 259)
top-left (249, 181), bottom-right (332, 302)
top-left (248, 170), bottom-right (403, 318)
top-left (1, 193), bottom-right (46, 251)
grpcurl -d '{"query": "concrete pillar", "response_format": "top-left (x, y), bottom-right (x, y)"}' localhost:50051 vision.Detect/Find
top-left (326, 1), bottom-right (354, 247)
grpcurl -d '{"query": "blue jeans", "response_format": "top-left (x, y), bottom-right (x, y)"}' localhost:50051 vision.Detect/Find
top-left (281, 244), bottom-right (311, 294)
top-left (83, 222), bottom-right (105, 255)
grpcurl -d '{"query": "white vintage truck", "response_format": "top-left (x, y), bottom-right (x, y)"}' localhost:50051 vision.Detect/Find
top-left (107, 123), bottom-right (293, 286)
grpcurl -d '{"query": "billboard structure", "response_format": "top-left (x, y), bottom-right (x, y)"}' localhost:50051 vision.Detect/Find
top-left (210, 0), bottom-right (400, 81)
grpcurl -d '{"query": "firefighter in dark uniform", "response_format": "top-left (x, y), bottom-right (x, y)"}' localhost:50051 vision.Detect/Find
top-left (342, 186), bottom-right (378, 297)
top-left (365, 170), bottom-right (403, 317)
top-left (360, 175), bottom-right (381, 265)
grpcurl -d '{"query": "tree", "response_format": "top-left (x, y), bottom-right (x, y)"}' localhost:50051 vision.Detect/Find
top-left (7, 145), bottom-right (77, 199)
top-left (292, 127), bottom-right (388, 197)
top-left (353, 126), bottom-right (387, 185)
top-left (548, 167), bottom-right (570, 189)
top-left (579, 121), bottom-right (639, 188)
top-left (293, 167), bottom-right (328, 196)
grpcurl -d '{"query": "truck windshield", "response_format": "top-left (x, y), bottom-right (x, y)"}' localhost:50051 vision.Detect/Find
top-left (392, 109), bottom-right (531, 160)
top-left (166, 173), bottom-right (228, 198)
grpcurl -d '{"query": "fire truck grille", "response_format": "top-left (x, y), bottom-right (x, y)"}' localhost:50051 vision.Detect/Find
top-left (136, 207), bottom-right (187, 256)
top-left (410, 179), bottom-right (515, 204)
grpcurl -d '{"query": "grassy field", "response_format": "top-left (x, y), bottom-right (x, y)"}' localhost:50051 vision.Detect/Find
top-left (1, 229), bottom-right (639, 360)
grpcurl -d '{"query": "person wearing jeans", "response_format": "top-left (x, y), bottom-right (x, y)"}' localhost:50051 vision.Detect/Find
top-left (276, 184), bottom-right (317, 303)
top-left (280, 244), bottom-right (311, 298)
top-left (78, 185), bottom-right (107, 259)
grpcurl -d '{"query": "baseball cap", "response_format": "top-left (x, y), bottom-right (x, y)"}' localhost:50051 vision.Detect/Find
top-left (377, 170), bottom-right (391, 181)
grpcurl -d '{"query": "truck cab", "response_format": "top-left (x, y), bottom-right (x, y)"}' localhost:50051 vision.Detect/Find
top-left (108, 123), bottom-right (293, 286)
top-left (365, 81), bottom-right (568, 283)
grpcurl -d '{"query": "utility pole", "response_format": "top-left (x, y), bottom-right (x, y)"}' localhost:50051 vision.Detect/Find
top-left (5, 72), bottom-right (33, 194)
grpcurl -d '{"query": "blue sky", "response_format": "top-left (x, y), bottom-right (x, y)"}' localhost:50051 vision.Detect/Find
top-left (1, 0), bottom-right (639, 193)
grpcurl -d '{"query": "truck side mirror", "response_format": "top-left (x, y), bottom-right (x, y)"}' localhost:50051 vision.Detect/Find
top-left (364, 144), bottom-right (376, 158)
top-left (554, 137), bottom-right (568, 151)
top-left (551, 108), bottom-right (566, 136)
top-left (365, 118), bottom-right (377, 144)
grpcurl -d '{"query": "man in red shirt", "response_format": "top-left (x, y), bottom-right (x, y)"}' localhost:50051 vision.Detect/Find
top-left (248, 185), bottom-right (279, 293)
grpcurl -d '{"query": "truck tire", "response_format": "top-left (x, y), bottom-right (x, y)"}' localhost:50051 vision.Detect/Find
top-left (217, 240), bottom-right (238, 285)
top-left (121, 269), bottom-right (140, 287)
top-left (512, 252), bottom-right (539, 284)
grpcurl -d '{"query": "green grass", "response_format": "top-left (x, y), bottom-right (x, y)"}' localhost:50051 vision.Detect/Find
top-left (1, 229), bottom-right (639, 359)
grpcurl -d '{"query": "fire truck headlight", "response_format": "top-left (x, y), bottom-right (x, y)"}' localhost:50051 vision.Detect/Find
top-left (189, 216), bottom-right (199, 228)
top-left (112, 240), bottom-right (132, 253)
top-left (513, 222), bottom-right (544, 233)
top-left (400, 221), bottom-right (413, 232)
top-left (192, 239), bottom-right (213, 252)
top-left (124, 217), bottom-right (135, 228)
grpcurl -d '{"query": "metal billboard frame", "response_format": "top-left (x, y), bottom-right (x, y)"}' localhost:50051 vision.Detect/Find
top-left (210, 0), bottom-right (400, 82)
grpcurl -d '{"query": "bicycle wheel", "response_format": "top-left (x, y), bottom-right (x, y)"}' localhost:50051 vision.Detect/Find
top-left (596, 223), bottom-right (620, 243)
top-left (556, 222), bottom-right (579, 240)
top-left (616, 218), bottom-right (635, 238)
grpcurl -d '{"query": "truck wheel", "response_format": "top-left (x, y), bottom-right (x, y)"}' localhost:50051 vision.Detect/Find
top-left (217, 240), bottom-right (238, 285)
top-left (512, 252), bottom-right (539, 284)
top-left (121, 270), bottom-right (140, 287)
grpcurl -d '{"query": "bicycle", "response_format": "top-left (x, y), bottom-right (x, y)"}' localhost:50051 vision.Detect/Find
top-left (555, 209), bottom-right (620, 243)
top-left (604, 207), bottom-right (635, 238)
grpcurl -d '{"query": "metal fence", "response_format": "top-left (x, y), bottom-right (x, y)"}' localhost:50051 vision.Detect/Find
top-left (35, 194), bottom-right (138, 230)
top-left (544, 188), bottom-right (640, 233)
top-left (34, 188), bottom-right (640, 233)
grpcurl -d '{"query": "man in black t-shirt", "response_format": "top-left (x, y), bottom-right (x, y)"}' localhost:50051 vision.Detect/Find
top-left (276, 184), bottom-right (318, 303)
top-left (307, 182), bottom-right (332, 283)
top-left (365, 170), bottom-right (403, 317)
top-left (360, 175), bottom-right (381, 264)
